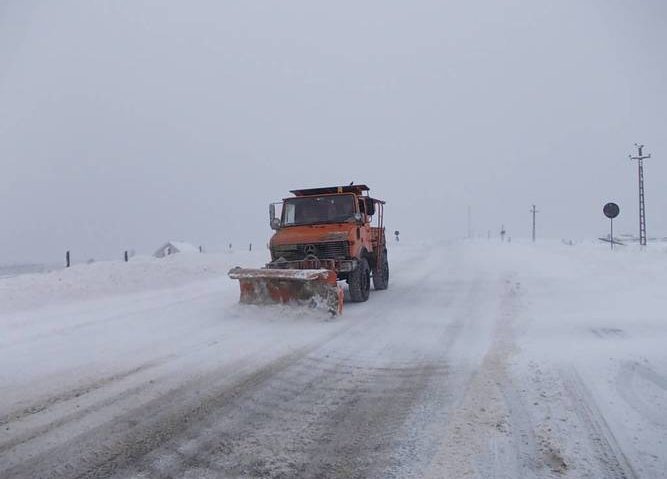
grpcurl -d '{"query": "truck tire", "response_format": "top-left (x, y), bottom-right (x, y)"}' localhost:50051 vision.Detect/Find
top-left (373, 252), bottom-right (389, 290)
top-left (348, 257), bottom-right (371, 302)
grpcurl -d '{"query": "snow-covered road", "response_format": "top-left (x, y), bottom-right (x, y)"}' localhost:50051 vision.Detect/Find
top-left (1, 241), bottom-right (666, 478)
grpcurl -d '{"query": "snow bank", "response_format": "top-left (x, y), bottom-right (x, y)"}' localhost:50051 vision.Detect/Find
top-left (0, 250), bottom-right (266, 314)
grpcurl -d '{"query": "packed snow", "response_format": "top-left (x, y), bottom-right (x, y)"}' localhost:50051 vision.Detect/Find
top-left (0, 240), bottom-right (665, 478)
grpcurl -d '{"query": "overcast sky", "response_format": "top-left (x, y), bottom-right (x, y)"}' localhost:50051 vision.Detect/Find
top-left (1, 0), bottom-right (666, 263)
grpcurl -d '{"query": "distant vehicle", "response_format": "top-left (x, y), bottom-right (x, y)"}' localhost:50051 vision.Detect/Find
top-left (229, 184), bottom-right (388, 314)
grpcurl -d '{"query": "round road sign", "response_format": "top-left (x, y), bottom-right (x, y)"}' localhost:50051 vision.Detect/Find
top-left (603, 202), bottom-right (620, 219)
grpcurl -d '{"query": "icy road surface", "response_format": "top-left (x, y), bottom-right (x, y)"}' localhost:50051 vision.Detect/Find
top-left (1, 241), bottom-right (666, 478)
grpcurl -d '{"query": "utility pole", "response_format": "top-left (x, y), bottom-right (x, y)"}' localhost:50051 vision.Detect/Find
top-left (467, 205), bottom-right (472, 239)
top-left (530, 204), bottom-right (538, 242)
top-left (629, 144), bottom-right (651, 246)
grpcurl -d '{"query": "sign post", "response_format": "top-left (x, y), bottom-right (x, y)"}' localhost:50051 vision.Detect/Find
top-left (603, 202), bottom-right (620, 250)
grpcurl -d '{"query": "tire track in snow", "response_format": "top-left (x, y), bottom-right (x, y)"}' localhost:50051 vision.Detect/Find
top-left (0, 247), bottom-right (424, 478)
top-left (1, 330), bottom-right (249, 454)
top-left (559, 367), bottom-right (638, 479)
top-left (0, 246), bottom-right (433, 479)
top-left (419, 275), bottom-right (535, 479)
top-left (616, 361), bottom-right (667, 427)
top-left (366, 274), bottom-right (496, 479)
top-left (1, 243), bottom-right (494, 478)
top-left (1, 347), bottom-right (317, 479)
top-left (108, 247), bottom-right (468, 478)
top-left (0, 359), bottom-right (167, 429)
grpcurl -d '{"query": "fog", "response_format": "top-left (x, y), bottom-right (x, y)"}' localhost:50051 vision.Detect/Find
top-left (1, 0), bottom-right (666, 263)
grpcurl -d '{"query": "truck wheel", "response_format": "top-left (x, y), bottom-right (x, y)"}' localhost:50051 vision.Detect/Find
top-left (348, 258), bottom-right (371, 302)
top-left (373, 252), bottom-right (389, 290)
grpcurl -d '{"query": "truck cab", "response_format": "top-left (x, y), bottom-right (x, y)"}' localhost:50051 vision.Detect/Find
top-left (268, 184), bottom-right (388, 302)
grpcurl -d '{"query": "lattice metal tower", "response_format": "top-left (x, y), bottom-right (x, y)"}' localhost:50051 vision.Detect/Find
top-left (629, 144), bottom-right (651, 246)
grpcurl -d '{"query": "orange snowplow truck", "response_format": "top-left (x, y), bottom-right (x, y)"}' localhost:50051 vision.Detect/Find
top-left (229, 184), bottom-right (388, 315)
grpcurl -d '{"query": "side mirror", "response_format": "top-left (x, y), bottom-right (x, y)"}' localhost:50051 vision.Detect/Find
top-left (358, 198), bottom-right (375, 216)
top-left (365, 198), bottom-right (375, 216)
top-left (269, 204), bottom-right (280, 230)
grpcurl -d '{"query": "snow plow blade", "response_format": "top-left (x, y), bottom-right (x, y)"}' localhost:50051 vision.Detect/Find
top-left (228, 268), bottom-right (344, 315)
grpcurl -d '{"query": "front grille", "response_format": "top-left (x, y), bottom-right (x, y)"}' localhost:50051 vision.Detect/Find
top-left (272, 241), bottom-right (349, 261)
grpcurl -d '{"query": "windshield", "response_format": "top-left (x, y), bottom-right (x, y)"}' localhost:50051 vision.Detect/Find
top-left (282, 195), bottom-right (356, 226)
